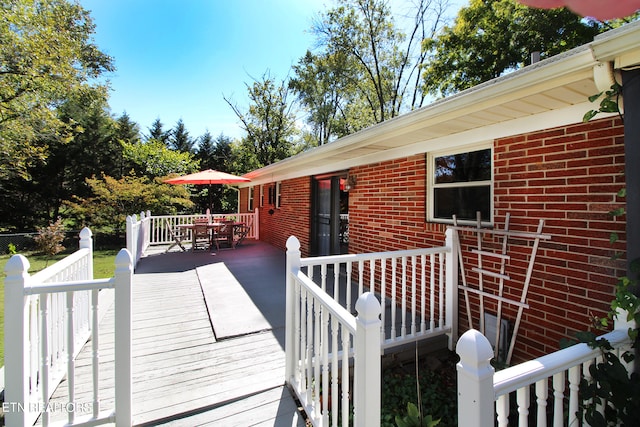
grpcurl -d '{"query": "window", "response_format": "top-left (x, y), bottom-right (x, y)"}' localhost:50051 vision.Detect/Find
top-left (248, 186), bottom-right (254, 211)
top-left (259, 185), bottom-right (264, 207)
top-left (429, 146), bottom-right (492, 223)
top-left (275, 182), bottom-right (282, 208)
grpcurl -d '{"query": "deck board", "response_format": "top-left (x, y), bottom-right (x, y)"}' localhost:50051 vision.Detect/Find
top-left (37, 242), bottom-right (306, 426)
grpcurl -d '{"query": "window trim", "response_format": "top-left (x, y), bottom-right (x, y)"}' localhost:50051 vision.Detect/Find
top-left (248, 186), bottom-right (254, 211)
top-left (275, 182), bottom-right (282, 209)
top-left (259, 185), bottom-right (264, 207)
top-left (427, 143), bottom-right (494, 226)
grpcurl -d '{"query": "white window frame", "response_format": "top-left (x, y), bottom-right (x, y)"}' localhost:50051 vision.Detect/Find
top-left (275, 182), bottom-right (282, 209)
top-left (427, 143), bottom-right (494, 226)
top-left (248, 186), bottom-right (254, 211)
top-left (259, 185), bottom-right (264, 207)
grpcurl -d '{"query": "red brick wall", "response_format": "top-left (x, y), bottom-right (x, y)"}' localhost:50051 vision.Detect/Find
top-left (492, 117), bottom-right (626, 360)
top-left (253, 117), bottom-right (626, 362)
top-left (252, 178), bottom-right (312, 254)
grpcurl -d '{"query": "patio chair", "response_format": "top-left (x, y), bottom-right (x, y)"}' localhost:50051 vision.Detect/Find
top-left (165, 220), bottom-right (187, 252)
top-left (233, 224), bottom-right (251, 247)
top-left (193, 218), bottom-right (211, 250)
top-left (212, 221), bottom-right (234, 251)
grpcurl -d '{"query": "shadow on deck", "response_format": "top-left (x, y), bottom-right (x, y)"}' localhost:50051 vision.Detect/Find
top-left (41, 240), bottom-right (306, 427)
top-left (42, 240), bottom-right (448, 426)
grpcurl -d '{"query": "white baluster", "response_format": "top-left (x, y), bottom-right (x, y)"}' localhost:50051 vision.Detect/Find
top-left (321, 307), bottom-right (329, 426)
top-left (321, 263), bottom-right (327, 292)
top-left (91, 289), bottom-right (100, 418)
top-left (391, 258), bottom-right (397, 340)
top-left (553, 372), bottom-right (565, 427)
top-left (333, 261), bottom-right (340, 303)
top-left (66, 291), bottom-right (76, 425)
top-left (369, 259), bottom-right (375, 293)
top-left (568, 365), bottom-right (581, 426)
top-left (341, 328), bottom-right (350, 427)
top-left (411, 255), bottom-right (417, 336)
top-left (41, 293), bottom-right (50, 427)
top-left (496, 394), bottom-right (509, 427)
top-left (430, 253), bottom-right (436, 331)
top-left (401, 256), bottom-right (407, 338)
top-left (346, 261), bottom-right (353, 313)
top-left (438, 252), bottom-right (444, 328)
top-left (331, 317), bottom-right (339, 427)
top-left (420, 254), bottom-right (426, 333)
top-left (380, 259), bottom-right (387, 342)
top-left (517, 387), bottom-right (529, 426)
top-left (535, 379), bottom-right (548, 427)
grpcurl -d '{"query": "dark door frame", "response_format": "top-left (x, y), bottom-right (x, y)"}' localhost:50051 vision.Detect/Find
top-left (310, 172), bottom-right (347, 256)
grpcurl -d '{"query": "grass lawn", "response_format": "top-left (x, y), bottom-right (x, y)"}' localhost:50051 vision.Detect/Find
top-left (0, 249), bottom-right (119, 367)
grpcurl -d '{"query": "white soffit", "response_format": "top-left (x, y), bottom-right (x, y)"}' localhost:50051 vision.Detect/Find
top-left (242, 23), bottom-right (640, 187)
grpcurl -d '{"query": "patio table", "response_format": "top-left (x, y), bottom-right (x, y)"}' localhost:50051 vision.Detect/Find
top-left (177, 222), bottom-right (246, 251)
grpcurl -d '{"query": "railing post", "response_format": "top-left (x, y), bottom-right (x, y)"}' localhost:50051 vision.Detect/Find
top-left (137, 211), bottom-right (146, 261)
top-left (4, 254), bottom-right (31, 427)
top-left (125, 215), bottom-right (135, 266)
top-left (354, 292), bottom-right (381, 427)
top-left (79, 227), bottom-right (94, 279)
top-left (285, 236), bottom-right (301, 382)
top-left (445, 227), bottom-right (458, 350)
top-left (456, 329), bottom-right (495, 427)
top-left (114, 249), bottom-right (133, 426)
top-left (253, 207), bottom-right (260, 240)
top-left (143, 210), bottom-right (151, 252)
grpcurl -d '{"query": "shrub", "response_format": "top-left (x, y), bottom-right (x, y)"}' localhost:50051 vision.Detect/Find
top-left (33, 217), bottom-right (65, 266)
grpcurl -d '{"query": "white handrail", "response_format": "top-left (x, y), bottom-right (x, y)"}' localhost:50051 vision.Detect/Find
top-left (3, 228), bottom-right (133, 427)
top-left (456, 325), bottom-right (634, 427)
top-left (297, 231), bottom-right (456, 351)
top-left (285, 233), bottom-right (456, 427)
top-left (286, 235), bottom-right (381, 426)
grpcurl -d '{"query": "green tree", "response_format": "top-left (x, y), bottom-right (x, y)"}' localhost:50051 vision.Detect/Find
top-left (306, 0), bottom-right (449, 131)
top-left (169, 118), bottom-right (194, 153)
top-left (147, 118), bottom-right (170, 145)
top-left (65, 173), bottom-right (193, 235)
top-left (113, 112), bottom-right (142, 177)
top-left (225, 72), bottom-right (300, 168)
top-left (0, 90), bottom-right (119, 231)
top-left (422, 0), bottom-right (604, 97)
top-left (0, 0), bottom-right (113, 180)
top-left (122, 139), bottom-right (199, 179)
top-left (196, 131), bottom-right (215, 170)
top-left (290, 50), bottom-right (352, 145)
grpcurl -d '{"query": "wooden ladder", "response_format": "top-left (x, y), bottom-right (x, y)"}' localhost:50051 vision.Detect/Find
top-left (451, 213), bottom-right (550, 364)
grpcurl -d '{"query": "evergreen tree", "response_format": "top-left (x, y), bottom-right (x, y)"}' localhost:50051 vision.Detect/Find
top-left (169, 119), bottom-right (194, 153)
top-left (196, 131), bottom-right (215, 170)
top-left (147, 118), bottom-right (171, 145)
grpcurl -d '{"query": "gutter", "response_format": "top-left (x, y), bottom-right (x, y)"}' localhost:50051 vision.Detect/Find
top-left (242, 22), bottom-right (640, 186)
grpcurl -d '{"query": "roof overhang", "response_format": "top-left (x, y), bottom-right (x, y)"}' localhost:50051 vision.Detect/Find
top-left (241, 21), bottom-right (640, 188)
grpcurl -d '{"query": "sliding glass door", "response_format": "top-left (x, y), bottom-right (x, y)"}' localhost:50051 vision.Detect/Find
top-left (311, 174), bottom-right (348, 256)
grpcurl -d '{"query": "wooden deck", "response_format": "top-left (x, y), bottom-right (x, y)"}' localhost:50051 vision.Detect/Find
top-left (40, 241), bottom-right (306, 426)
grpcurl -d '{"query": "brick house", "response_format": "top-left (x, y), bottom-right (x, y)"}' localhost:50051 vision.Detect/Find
top-left (237, 23), bottom-right (639, 363)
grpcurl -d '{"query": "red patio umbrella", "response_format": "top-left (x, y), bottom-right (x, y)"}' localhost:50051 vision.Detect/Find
top-left (164, 169), bottom-right (250, 211)
top-left (517, 0), bottom-right (640, 20)
top-left (164, 169), bottom-right (251, 185)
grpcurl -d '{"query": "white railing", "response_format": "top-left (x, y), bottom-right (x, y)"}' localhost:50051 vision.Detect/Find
top-left (284, 229), bottom-right (457, 426)
top-left (295, 228), bottom-right (457, 351)
top-left (126, 210), bottom-right (151, 267)
top-left (3, 227), bottom-right (132, 427)
top-left (456, 317), bottom-right (635, 427)
top-left (285, 237), bottom-right (382, 427)
top-left (145, 208), bottom-right (259, 246)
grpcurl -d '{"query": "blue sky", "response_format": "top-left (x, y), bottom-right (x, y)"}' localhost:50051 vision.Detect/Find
top-left (81, 0), bottom-right (463, 142)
